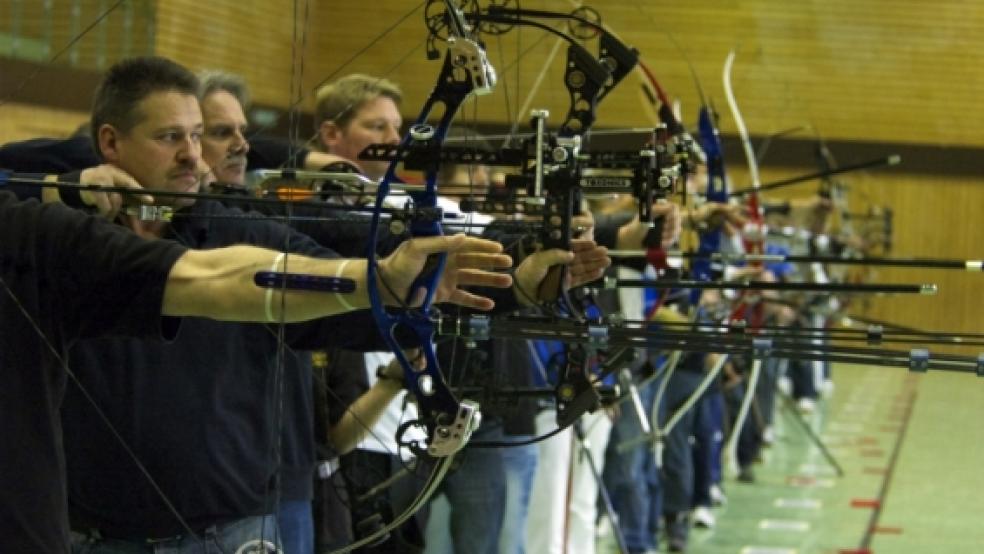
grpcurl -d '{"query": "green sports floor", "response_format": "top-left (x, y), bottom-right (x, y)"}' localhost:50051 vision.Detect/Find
top-left (599, 364), bottom-right (984, 554)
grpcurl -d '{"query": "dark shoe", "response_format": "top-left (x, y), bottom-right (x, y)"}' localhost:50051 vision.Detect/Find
top-left (737, 465), bottom-right (756, 483)
top-left (665, 512), bottom-right (689, 552)
top-left (668, 534), bottom-right (687, 553)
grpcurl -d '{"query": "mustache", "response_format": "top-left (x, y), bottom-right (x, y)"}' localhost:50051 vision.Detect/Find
top-left (222, 154), bottom-right (248, 167)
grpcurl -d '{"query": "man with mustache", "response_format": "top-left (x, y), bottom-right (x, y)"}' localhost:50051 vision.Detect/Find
top-left (3, 54), bottom-right (605, 554)
top-left (49, 56), bottom-right (511, 554)
top-left (0, 181), bottom-right (516, 554)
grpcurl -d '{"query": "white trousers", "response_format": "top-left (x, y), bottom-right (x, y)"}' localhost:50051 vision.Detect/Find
top-left (525, 409), bottom-right (613, 554)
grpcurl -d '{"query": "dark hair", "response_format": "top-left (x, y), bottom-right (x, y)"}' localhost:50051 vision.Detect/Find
top-left (90, 56), bottom-right (200, 157)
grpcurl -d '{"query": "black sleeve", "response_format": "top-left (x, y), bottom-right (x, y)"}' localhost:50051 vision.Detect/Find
top-left (595, 212), bottom-right (650, 272)
top-left (325, 349), bottom-right (371, 425)
top-left (246, 135), bottom-right (310, 170)
top-left (0, 137), bottom-right (100, 201)
top-left (593, 212), bottom-right (632, 250)
top-left (0, 136), bottom-right (100, 173)
top-left (33, 200), bottom-right (187, 340)
top-left (239, 201), bottom-right (403, 258)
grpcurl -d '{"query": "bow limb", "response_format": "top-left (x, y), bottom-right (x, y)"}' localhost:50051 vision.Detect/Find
top-left (367, 0), bottom-right (493, 456)
top-left (723, 50), bottom-right (764, 255)
top-left (721, 49), bottom-right (767, 478)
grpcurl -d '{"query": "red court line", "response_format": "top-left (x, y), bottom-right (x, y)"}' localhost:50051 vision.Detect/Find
top-left (854, 384), bottom-right (919, 552)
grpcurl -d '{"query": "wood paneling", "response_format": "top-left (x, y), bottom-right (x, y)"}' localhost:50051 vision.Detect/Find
top-left (726, 161), bottom-right (983, 355)
top-left (5, 1), bottom-right (983, 146)
top-left (0, 0), bottom-right (155, 69)
top-left (0, 102), bottom-right (88, 144)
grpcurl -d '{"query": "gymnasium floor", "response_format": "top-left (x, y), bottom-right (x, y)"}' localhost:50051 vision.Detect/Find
top-left (599, 363), bottom-right (984, 554)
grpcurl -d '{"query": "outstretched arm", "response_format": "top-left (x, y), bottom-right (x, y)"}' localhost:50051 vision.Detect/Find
top-left (162, 234), bottom-right (513, 321)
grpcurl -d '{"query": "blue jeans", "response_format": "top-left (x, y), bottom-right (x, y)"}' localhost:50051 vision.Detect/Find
top-left (71, 515), bottom-right (281, 553)
top-left (724, 381), bottom-right (762, 468)
top-left (706, 388), bottom-right (726, 486)
top-left (603, 380), bottom-right (661, 553)
top-left (691, 389), bottom-right (717, 508)
top-left (660, 370), bottom-right (708, 515)
top-left (498, 437), bottom-right (537, 554)
top-left (424, 423), bottom-right (507, 554)
top-left (277, 500), bottom-right (313, 554)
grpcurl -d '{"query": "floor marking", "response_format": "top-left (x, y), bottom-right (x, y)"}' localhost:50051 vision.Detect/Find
top-left (740, 547), bottom-right (798, 554)
top-left (855, 436), bottom-right (879, 445)
top-left (860, 448), bottom-right (885, 458)
top-left (785, 475), bottom-right (834, 488)
top-left (862, 467), bottom-right (887, 475)
top-left (797, 463), bottom-right (838, 476)
top-left (826, 422), bottom-right (863, 432)
top-left (851, 498), bottom-right (881, 509)
top-left (758, 519), bottom-right (810, 532)
top-left (837, 549), bottom-right (873, 554)
top-left (774, 498), bottom-right (822, 509)
top-left (871, 525), bottom-right (903, 535)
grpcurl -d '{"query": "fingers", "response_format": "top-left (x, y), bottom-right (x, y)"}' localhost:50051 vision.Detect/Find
top-left (568, 255), bottom-right (610, 288)
top-left (570, 240), bottom-right (611, 265)
top-left (410, 233), bottom-right (504, 257)
top-left (722, 205), bottom-right (747, 226)
top-left (453, 268), bottom-right (513, 289)
top-left (570, 238), bottom-right (600, 252)
top-left (650, 201), bottom-right (677, 217)
top-left (450, 251), bottom-right (513, 272)
top-left (78, 165), bottom-right (152, 218)
top-left (444, 288), bottom-right (496, 311)
top-left (556, 240), bottom-right (611, 288)
top-left (530, 248), bottom-right (575, 268)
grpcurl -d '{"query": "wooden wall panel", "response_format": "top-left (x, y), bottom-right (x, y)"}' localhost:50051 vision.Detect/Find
top-left (0, 0), bottom-right (155, 69)
top-left (0, 102), bottom-right (88, 144)
top-left (725, 161), bottom-right (983, 355)
top-left (5, 1), bottom-right (982, 147)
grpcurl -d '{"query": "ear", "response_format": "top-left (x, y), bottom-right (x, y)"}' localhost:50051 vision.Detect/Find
top-left (319, 120), bottom-right (342, 151)
top-left (97, 124), bottom-right (122, 163)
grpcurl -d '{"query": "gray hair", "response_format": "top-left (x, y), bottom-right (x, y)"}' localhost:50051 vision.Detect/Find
top-left (197, 70), bottom-right (251, 108)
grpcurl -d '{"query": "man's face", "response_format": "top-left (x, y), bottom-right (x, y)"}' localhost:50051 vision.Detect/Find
top-left (201, 90), bottom-right (250, 186)
top-left (100, 90), bottom-right (203, 207)
top-left (321, 95), bottom-right (402, 180)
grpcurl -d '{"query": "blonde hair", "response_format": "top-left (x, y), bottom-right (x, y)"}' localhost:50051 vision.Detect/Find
top-left (313, 74), bottom-right (402, 132)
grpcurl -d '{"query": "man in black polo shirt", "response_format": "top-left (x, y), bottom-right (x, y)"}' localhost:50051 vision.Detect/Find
top-left (16, 56), bottom-right (516, 553)
top-left (0, 188), bottom-right (514, 553)
top-left (0, 191), bottom-right (188, 554)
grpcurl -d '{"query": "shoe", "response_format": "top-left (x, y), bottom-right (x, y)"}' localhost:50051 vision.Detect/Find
top-left (737, 466), bottom-right (756, 483)
top-left (777, 376), bottom-right (792, 395)
top-left (596, 513), bottom-right (612, 539)
top-left (797, 397), bottom-right (816, 414)
top-left (710, 484), bottom-right (727, 506)
top-left (665, 512), bottom-right (689, 552)
top-left (762, 425), bottom-right (776, 446)
top-left (668, 535), bottom-right (687, 553)
top-left (692, 505), bottom-right (716, 529)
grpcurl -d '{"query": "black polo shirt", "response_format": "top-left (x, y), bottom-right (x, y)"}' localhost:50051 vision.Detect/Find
top-left (62, 200), bottom-right (387, 539)
top-left (0, 191), bottom-right (186, 553)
